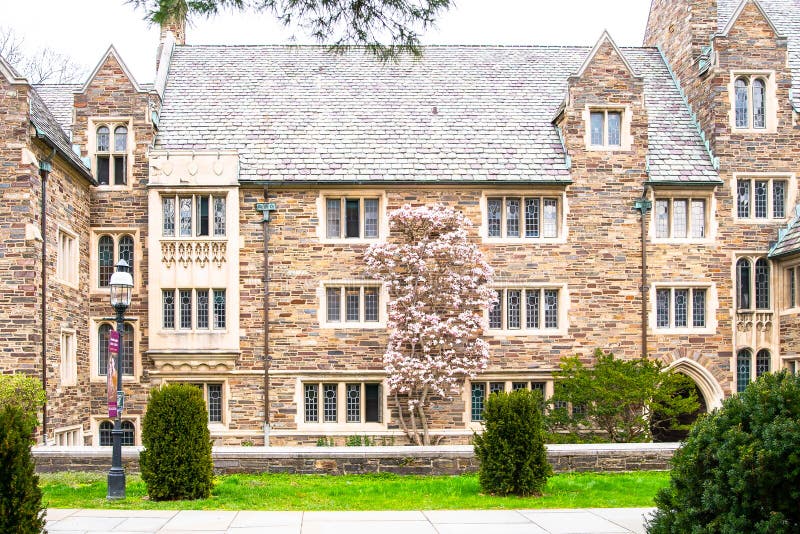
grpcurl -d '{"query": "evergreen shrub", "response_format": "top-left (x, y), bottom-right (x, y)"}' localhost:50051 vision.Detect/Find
top-left (140, 384), bottom-right (213, 500)
top-left (648, 371), bottom-right (800, 534)
top-left (473, 389), bottom-right (552, 496)
top-left (0, 406), bottom-right (46, 534)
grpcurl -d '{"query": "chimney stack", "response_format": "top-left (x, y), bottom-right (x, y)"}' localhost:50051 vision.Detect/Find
top-left (156, 14), bottom-right (186, 71)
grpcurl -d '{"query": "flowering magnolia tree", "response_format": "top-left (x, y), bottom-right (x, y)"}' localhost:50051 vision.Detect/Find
top-left (365, 204), bottom-right (495, 445)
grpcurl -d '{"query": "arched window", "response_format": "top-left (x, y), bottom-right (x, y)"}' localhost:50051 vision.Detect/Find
top-left (752, 78), bottom-right (766, 129)
top-left (737, 348), bottom-right (752, 393)
top-left (737, 258), bottom-right (751, 310)
top-left (114, 126), bottom-right (127, 152)
top-left (98, 235), bottom-right (114, 287)
top-left (95, 123), bottom-right (128, 186)
top-left (118, 234), bottom-right (134, 279)
top-left (96, 126), bottom-right (110, 152)
top-left (99, 420), bottom-right (135, 446)
top-left (98, 323), bottom-right (134, 376)
top-left (755, 258), bottom-right (770, 309)
top-left (756, 349), bottom-right (770, 377)
top-left (735, 78), bottom-right (749, 128)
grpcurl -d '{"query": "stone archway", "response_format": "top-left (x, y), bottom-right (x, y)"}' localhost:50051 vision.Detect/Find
top-left (665, 357), bottom-right (724, 411)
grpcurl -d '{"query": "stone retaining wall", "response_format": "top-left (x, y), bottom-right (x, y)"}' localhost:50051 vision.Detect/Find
top-left (33, 443), bottom-right (678, 475)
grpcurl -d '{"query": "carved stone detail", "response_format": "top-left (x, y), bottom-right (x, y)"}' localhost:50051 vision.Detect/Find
top-left (161, 240), bottom-right (227, 268)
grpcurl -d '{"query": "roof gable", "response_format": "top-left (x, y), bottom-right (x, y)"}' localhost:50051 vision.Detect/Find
top-left (0, 54), bottom-right (27, 85)
top-left (572, 31), bottom-right (641, 79)
top-left (80, 45), bottom-right (143, 94)
top-left (720, 0), bottom-right (783, 37)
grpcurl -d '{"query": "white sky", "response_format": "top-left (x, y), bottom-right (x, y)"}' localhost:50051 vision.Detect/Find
top-left (3, 0), bottom-right (652, 83)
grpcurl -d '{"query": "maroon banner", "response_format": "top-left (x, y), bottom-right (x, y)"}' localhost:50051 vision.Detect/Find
top-left (108, 330), bottom-right (119, 418)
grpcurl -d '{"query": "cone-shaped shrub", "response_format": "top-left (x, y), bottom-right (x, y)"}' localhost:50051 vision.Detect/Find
top-left (140, 384), bottom-right (213, 500)
top-left (0, 405), bottom-right (45, 533)
top-left (648, 371), bottom-right (800, 533)
top-left (473, 389), bottom-right (552, 496)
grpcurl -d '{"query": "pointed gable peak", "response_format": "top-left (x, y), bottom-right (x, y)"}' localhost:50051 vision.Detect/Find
top-left (573, 30), bottom-right (641, 79)
top-left (0, 54), bottom-right (28, 85)
top-left (79, 45), bottom-right (143, 94)
top-left (721, 0), bottom-right (783, 37)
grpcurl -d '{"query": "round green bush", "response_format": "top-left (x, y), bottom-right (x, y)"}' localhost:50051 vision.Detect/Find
top-left (648, 371), bottom-right (800, 534)
top-left (473, 389), bottom-right (552, 496)
top-left (140, 384), bottom-right (214, 501)
top-left (0, 405), bottom-right (46, 534)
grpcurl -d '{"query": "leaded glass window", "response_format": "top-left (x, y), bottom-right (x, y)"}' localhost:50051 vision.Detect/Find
top-left (323, 384), bottom-right (337, 422)
top-left (737, 259), bottom-right (752, 310)
top-left (99, 323), bottom-right (133, 376)
top-left (98, 235), bottom-right (114, 287)
top-left (345, 288), bottom-right (360, 321)
top-left (121, 323), bottom-right (134, 375)
top-left (162, 290), bottom-right (175, 329)
top-left (488, 290), bottom-right (502, 329)
top-left (180, 289), bottom-right (192, 329)
top-left (507, 290), bottom-right (521, 329)
top-left (98, 324), bottom-right (111, 376)
top-left (118, 235), bottom-right (134, 279)
top-left (471, 382), bottom-right (486, 421)
top-left (489, 382), bottom-right (504, 396)
top-left (773, 181), bottom-right (786, 218)
top-left (96, 126), bottom-right (110, 185)
top-left (163, 197), bottom-right (175, 236)
top-left (752, 78), bottom-right (766, 129)
top-left (487, 198), bottom-right (502, 237)
top-left (737, 349), bottom-right (752, 393)
top-left (304, 384), bottom-right (319, 422)
top-left (755, 259), bottom-right (770, 310)
top-left (691, 200), bottom-right (706, 238)
top-left (345, 199), bottom-right (360, 238)
top-left (674, 289), bottom-right (688, 328)
top-left (97, 126), bottom-right (110, 152)
top-left (607, 111), bottom-right (621, 146)
top-left (673, 200), bottom-right (687, 238)
top-left (326, 199), bottom-right (341, 238)
top-left (656, 289), bottom-right (670, 328)
top-left (524, 198), bottom-right (539, 237)
top-left (179, 197), bottom-right (192, 236)
top-left (327, 287), bottom-right (341, 322)
top-left (655, 200), bottom-right (669, 238)
top-left (544, 289), bottom-right (558, 328)
top-left (525, 289), bottom-right (540, 329)
top-left (114, 126), bottom-right (127, 152)
top-left (325, 197), bottom-right (380, 239)
top-left (590, 111), bottom-right (604, 145)
top-left (512, 382), bottom-right (528, 391)
top-left (789, 267), bottom-right (797, 309)
top-left (346, 383), bottom-right (361, 423)
top-left (756, 349), bottom-right (770, 377)
top-left (364, 287), bottom-right (379, 322)
top-left (364, 199), bottom-right (379, 238)
top-left (213, 196), bottom-right (226, 236)
top-left (100, 420), bottom-right (134, 446)
top-left (737, 180), bottom-right (750, 218)
top-left (543, 199), bottom-right (558, 238)
top-left (214, 289), bottom-right (226, 329)
top-left (506, 198), bottom-right (520, 238)
top-left (735, 78), bottom-right (749, 128)
top-left (197, 290), bottom-right (209, 329)
top-left (207, 383), bottom-right (222, 423)
top-left (692, 289), bottom-right (706, 328)
top-left (754, 181), bottom-right (768, 219)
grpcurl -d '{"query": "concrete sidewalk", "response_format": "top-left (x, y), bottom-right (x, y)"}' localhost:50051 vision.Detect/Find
top-left (46, 507), bottom-right (654, 533)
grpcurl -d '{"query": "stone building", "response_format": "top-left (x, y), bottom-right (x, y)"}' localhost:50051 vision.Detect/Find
top-left (0, 0), bottom-right (798, 446)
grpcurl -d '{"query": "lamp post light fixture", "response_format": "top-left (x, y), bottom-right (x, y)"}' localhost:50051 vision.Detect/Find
top-left (107, 259), bottom-right (133, 500)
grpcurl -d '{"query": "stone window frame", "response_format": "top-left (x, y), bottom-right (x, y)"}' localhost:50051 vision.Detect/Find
top-left (318, 280), bottom-right (388, 329)
top-left (479, 190), bottom-right (569, 244)
top-left (90, 229), bottom-right (140, 294)
top-left (161, 288), bottom-right (227, 332)
top-left (53, 424), bottom-right (83, 446)
top-left (294, 376), bottom-right (389, 432)
top-left (55, 225), bottom-right (79, 288)
top-left (88, 317), bottom-right (141, 384)
top-left (582, 104), bottom-right (633, 151)
top-left (732, 173), bottom-right (795, 224)
top-left (485, 283), bottom-right (570, 337)
top-left (781, 262), bottom-right (800, 314)
top-left (316, 190), bottom-right (388, 243)
top-left (728, 71), bottom-right (777, 133)
top-left (88, 117), bottom-right (135, 191)
top-left (90, 415), bottom-right (141, 447)
top-left (650, 188), bottom-right (716, 244)
top-left (735, 255), bottom-right (772, 312)
top-left (59, 327), bottom-right (77, 387)
top-left (161, 193), bottom-right (227, 239)
top-left (735, 347), bottom-right (772, 393)
top-left (649, 282), bottom-right (717, 335)
top-left (465, 378), bottom-right (554, 430)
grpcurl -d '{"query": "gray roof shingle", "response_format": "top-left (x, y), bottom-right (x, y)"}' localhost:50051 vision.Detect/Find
top-left (718, 0), bottom-right (800, 110)
top-left (155, 45), bottom-right (719, 184)
top-left (32, 84), bottom-right (80, 135)
top-left (769, 205), bottom-right (800, 257)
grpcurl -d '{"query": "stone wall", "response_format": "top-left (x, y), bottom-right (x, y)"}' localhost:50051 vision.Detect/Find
top-left (32, 443), bottom-right (679, 475)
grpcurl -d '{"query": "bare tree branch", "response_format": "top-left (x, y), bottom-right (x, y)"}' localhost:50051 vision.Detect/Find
top-left (0, 26), bottom-right (87, 84)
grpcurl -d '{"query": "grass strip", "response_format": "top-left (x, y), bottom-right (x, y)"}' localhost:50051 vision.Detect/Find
top-left (41, 471), bottom-right (668, 510)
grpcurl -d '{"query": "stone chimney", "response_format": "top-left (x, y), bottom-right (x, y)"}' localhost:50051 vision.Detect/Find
top-left (156, 14), bottom-right (186, 70)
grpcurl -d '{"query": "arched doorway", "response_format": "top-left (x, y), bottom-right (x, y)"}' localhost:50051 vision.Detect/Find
top-left (652, 379), bottom-right (707, 442)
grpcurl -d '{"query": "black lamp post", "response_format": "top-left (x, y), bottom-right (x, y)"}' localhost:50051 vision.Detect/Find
top-left (107, 259), bottom-right (133, 500)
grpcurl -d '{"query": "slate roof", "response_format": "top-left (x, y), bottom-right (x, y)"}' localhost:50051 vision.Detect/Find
top-left (718, 0), bottom-right (800, 110)
top-left (29, 87), bottom-right (93, 181)
top-left (769, 205), bottom-right (800, 257)
top-left (32, 84), bottom-right (80, 134)
top-left (155, 45), bottom-right (719, 184)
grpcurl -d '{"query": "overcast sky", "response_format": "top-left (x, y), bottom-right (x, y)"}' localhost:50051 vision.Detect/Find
top-left (3, 0), bottom-right (652, 83)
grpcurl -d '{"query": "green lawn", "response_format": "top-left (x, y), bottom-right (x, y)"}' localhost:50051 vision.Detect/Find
top-left (41, 471), bottom-right (668, 510)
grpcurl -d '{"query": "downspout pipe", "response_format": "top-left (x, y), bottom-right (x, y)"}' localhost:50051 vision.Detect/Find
top-left (39, 152), bottom-right (54, 444)
top-left (634, 187), bottom-right (652, 359)
top-left (262, 187), bottom-right (271, 446)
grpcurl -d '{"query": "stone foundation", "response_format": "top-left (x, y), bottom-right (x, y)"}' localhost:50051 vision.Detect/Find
top-left (33, 443), bottom-right (678, 475)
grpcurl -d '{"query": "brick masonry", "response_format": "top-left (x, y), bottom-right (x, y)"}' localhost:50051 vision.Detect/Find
top-left (32, 443), bottom-right (679, 475)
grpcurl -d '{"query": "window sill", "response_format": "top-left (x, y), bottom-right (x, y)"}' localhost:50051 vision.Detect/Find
top-left (54, 277), bottom-right (80, 291)
top-left (731, 127), bottom-right (775, 134)
top-left (586, 145), bottom-right (629, 152)
top-left (651, 327), bottom-right (716, 335)
top-left (652, 237), bottom-right (714, 245)
top-left (487, 328), bottom-right (567, 337)
top-left (95, 185), bottom-right (133, 192)
top-left (159, 329), bottom-right (229, 334)
top-left (91, 375), bottom-right (140, 384)
top-left (296, 422), bottom-right (387, 432)
top-left (483, 236), bottom-right (565, 244)
top-left (779, 308), bottom-right (800, 316)
top-left (322, 238), bottom-right (383, 245)
top-left (319, 322), bottom-right (386, 330)
top-left (733, 217), bottom-right (787, 224)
